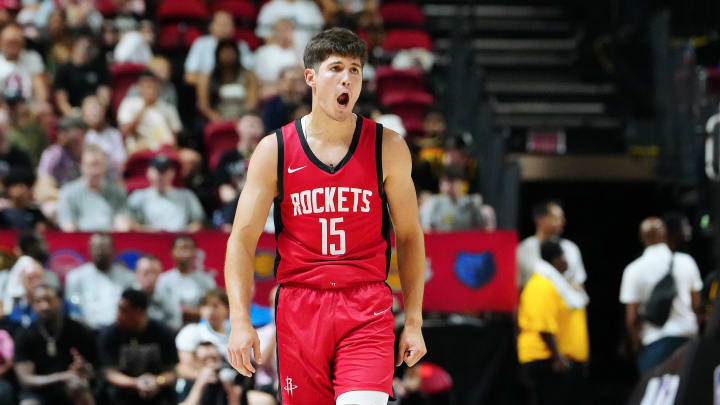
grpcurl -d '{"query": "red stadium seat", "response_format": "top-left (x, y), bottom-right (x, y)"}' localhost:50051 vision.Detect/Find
top-left (235, 28), bottom-right (262, 51)
top-left (382, 29), bottom-right (433, 51)
top-left (380, 3), bottom-right (425, 29)
top-left (418, 362), bottom-right (453, 395)
top-left (381, 90), bottom-right (434, 128)
top-left (212, 0), bottom-right (257, 22)
top-left (110, 63), bottom-right (147, 118)
top-left (94, 0), bottom-right (116, 17)
top-left (375, 66), bottom-right (425, 101)
top-left (156, 0), bottom-right (209, 21)
top-left (124, 149), bottom-right (183, 192)
top-left (157, 24), bottom-right (203, 51)
top-left (204, 121), bottom-right (240, 171)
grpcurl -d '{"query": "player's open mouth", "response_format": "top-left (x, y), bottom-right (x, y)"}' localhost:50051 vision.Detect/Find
top-left (337, 93), bottom-right (350, 108)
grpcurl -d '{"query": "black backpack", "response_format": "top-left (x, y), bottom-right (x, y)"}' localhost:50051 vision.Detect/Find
top-left (642, 254), bottom-right (677, 327)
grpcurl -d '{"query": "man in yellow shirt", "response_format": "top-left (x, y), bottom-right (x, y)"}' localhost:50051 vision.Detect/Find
top-left (517, 239), bottom-right (589, 405)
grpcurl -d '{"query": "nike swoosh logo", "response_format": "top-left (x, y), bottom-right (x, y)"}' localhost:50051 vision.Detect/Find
top-left (288, 166), bottom-right (306, 173)
top-left (374, 307), bottom-right (391, 316)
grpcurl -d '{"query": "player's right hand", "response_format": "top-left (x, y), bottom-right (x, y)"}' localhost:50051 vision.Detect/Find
top-left (227, 321), bottom-right (262, 377)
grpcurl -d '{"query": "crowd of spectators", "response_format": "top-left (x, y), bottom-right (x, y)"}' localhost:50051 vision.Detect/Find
top-left (0, 0), bottom-right (493, 404)
top-left (0, 0), bottom-right (491, 236)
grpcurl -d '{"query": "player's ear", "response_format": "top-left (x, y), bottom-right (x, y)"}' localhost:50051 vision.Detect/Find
top-left (304, 67), bottom-right (316, 89)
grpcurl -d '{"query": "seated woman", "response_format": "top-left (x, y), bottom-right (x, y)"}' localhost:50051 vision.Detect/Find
top-left (196, 39), bottom-right (259, 123)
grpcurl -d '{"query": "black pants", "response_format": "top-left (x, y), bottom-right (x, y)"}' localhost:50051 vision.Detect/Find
top-left (522, 359), bottom-right (587, 405)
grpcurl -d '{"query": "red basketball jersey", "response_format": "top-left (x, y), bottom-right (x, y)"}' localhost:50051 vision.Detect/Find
top-left (273, 115), bottom-right (390, 289)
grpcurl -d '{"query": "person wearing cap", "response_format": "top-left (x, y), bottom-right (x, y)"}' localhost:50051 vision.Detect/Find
top-left (0, 169), bottom-right (48, 232)
top-left (127, 154), bottom-right (205, 232)
top-left (57, 144), bottom-right (131, 232)
top-left (34, 116), bottom-right (86, 220)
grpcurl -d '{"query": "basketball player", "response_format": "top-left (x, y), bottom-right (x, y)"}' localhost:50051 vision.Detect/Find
top-left (224, 28), bottom-right (427, 405)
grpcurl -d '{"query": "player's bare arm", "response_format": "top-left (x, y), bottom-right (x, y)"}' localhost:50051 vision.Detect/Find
top-left (382, 127), bottom-right (427, 367)
top-left (224, 134), bottom-right (277, 377)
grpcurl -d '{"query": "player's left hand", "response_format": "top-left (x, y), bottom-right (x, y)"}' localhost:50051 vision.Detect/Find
top-left (396, 324), bottom-right (426, 367)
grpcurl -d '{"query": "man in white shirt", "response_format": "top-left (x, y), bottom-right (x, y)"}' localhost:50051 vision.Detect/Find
top-left (255, 0), bottom-right (324, 52)
top-left (620, 217), bottom-right (703, 375)
top-left (0, 24), bottom-right (48, 104)
top-left (516, 200), bottom-right (587, 289)
top-left (117, 71), bottom-right (182, 155)
top-left (65, 233), bottom-right (136, 329)
top-left (183, 11), bottom-right (254, 86)
top-left (253, 19), bottom-right (303, 90)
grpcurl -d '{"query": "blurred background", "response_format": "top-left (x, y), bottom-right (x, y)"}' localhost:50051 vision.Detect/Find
top-left (0, 0), bottom-right (719, 404)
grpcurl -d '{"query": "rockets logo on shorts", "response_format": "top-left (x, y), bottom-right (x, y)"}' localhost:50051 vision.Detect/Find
top-left (273, 116), bottom-right (391, 288)
top-left (284, 376), bottom-right (298, 397)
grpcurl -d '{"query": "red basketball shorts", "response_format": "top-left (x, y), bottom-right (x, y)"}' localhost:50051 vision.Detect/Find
top-left (274, 281), bottom-right (395, 404)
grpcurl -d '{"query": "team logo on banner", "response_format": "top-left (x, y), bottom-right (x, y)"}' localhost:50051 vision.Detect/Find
top-left (454, 251), bottom-right (496, 289)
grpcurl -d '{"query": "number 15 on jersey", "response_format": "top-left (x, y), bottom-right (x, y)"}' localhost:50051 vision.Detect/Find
top-left (319, 218), bottom-right (346, 255)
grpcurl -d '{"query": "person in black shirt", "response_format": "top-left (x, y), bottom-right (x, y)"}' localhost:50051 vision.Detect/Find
top-left (0, 169), bottom-right (49, 231)
top-left (13, 284), bottom-right (97, 405)
top-left (53, 31), bottom-right (110, 118)
top-left (98, 289), bottom-right (178, 405)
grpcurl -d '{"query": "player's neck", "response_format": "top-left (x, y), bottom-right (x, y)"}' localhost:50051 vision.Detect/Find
top-left (306, 110), bottom-right (355, 143)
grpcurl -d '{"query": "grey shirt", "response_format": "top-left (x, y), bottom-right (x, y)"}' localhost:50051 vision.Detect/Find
top-left (423, 194), bottom-right (484, 232)
top-left (155, 268), bottom-right (216, 310)
top-left (65, 263), bottom-right (135, 329)
top-left (133, 282), bottom-right (183, 331)
top-left (57, 179), bottom-right (127, 231)
top-left (127, 187), bottom-right (205, 232)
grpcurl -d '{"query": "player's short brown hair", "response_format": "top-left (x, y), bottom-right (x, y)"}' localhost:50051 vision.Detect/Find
top-left (303, 27), bottom-right (367, 71)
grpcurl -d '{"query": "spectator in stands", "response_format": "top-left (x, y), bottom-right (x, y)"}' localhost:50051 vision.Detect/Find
top-left (0, 323), bottom-right (13, 404)
top-left (14, 284), bottom-right (97, 405)
top-left (517, 239), bottom-right (589, 405)
top-left (6, 257), bottom-right (77, 328)
top-left (176, 289), bottom-right (230, 381)
top-left (126, 56), bottom-right (178, 108)
top-left (4, 90), bottom-right (49, 165)
top-left (118, 70), bottom-right (180, 154)
top-left (53, 30), bottom-right (111, 117)
top-left (82, 95), bottom-right (126, 180)
top-left (253, 19), bottom-right (303, 94)
top-left (133, 254), bottom-right (182, 331)
top-left (0, 23), bottom-right (48, 103)
top-left (128, 154), bottom-right (205, 232)
top-left (620, 217), bottom-right (703, 375)
top-left (98, 289), bottom-right (178, 405)
top-left (197, 39), bottom-right (259, 123)
top-left (177, 341), bottom-right (276, 405)
top-left (516, 200), bottom-right (587, 290)
top-left (255, 0), bottom-right (323, 53)
top-left (261, 66), bottom-right (308, 131)
top-left (57, 144), bottom-right (130, 232)
top-left (0, 106), bottom-right (34, 183)
top-left (0, 169), bottom-right (48, 231)
top-left (113, 22), bottom-right (153, 65)
top-left (35, 9), bottom-right (73, 79)
top-left (419, 165), bottom-right (483, 232)
top-left (156, 236), bottom-right (215, 323)
top-left (65, 233), bottom-right (135, 329)
top-left (184, 11), bottom-right (254, 86)
top-left (34, 116), bottom-right (86, 218)
top-left (214, 113), bottom-right (263, 204)
top-left (0, 232), bottom-right (60, 316)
